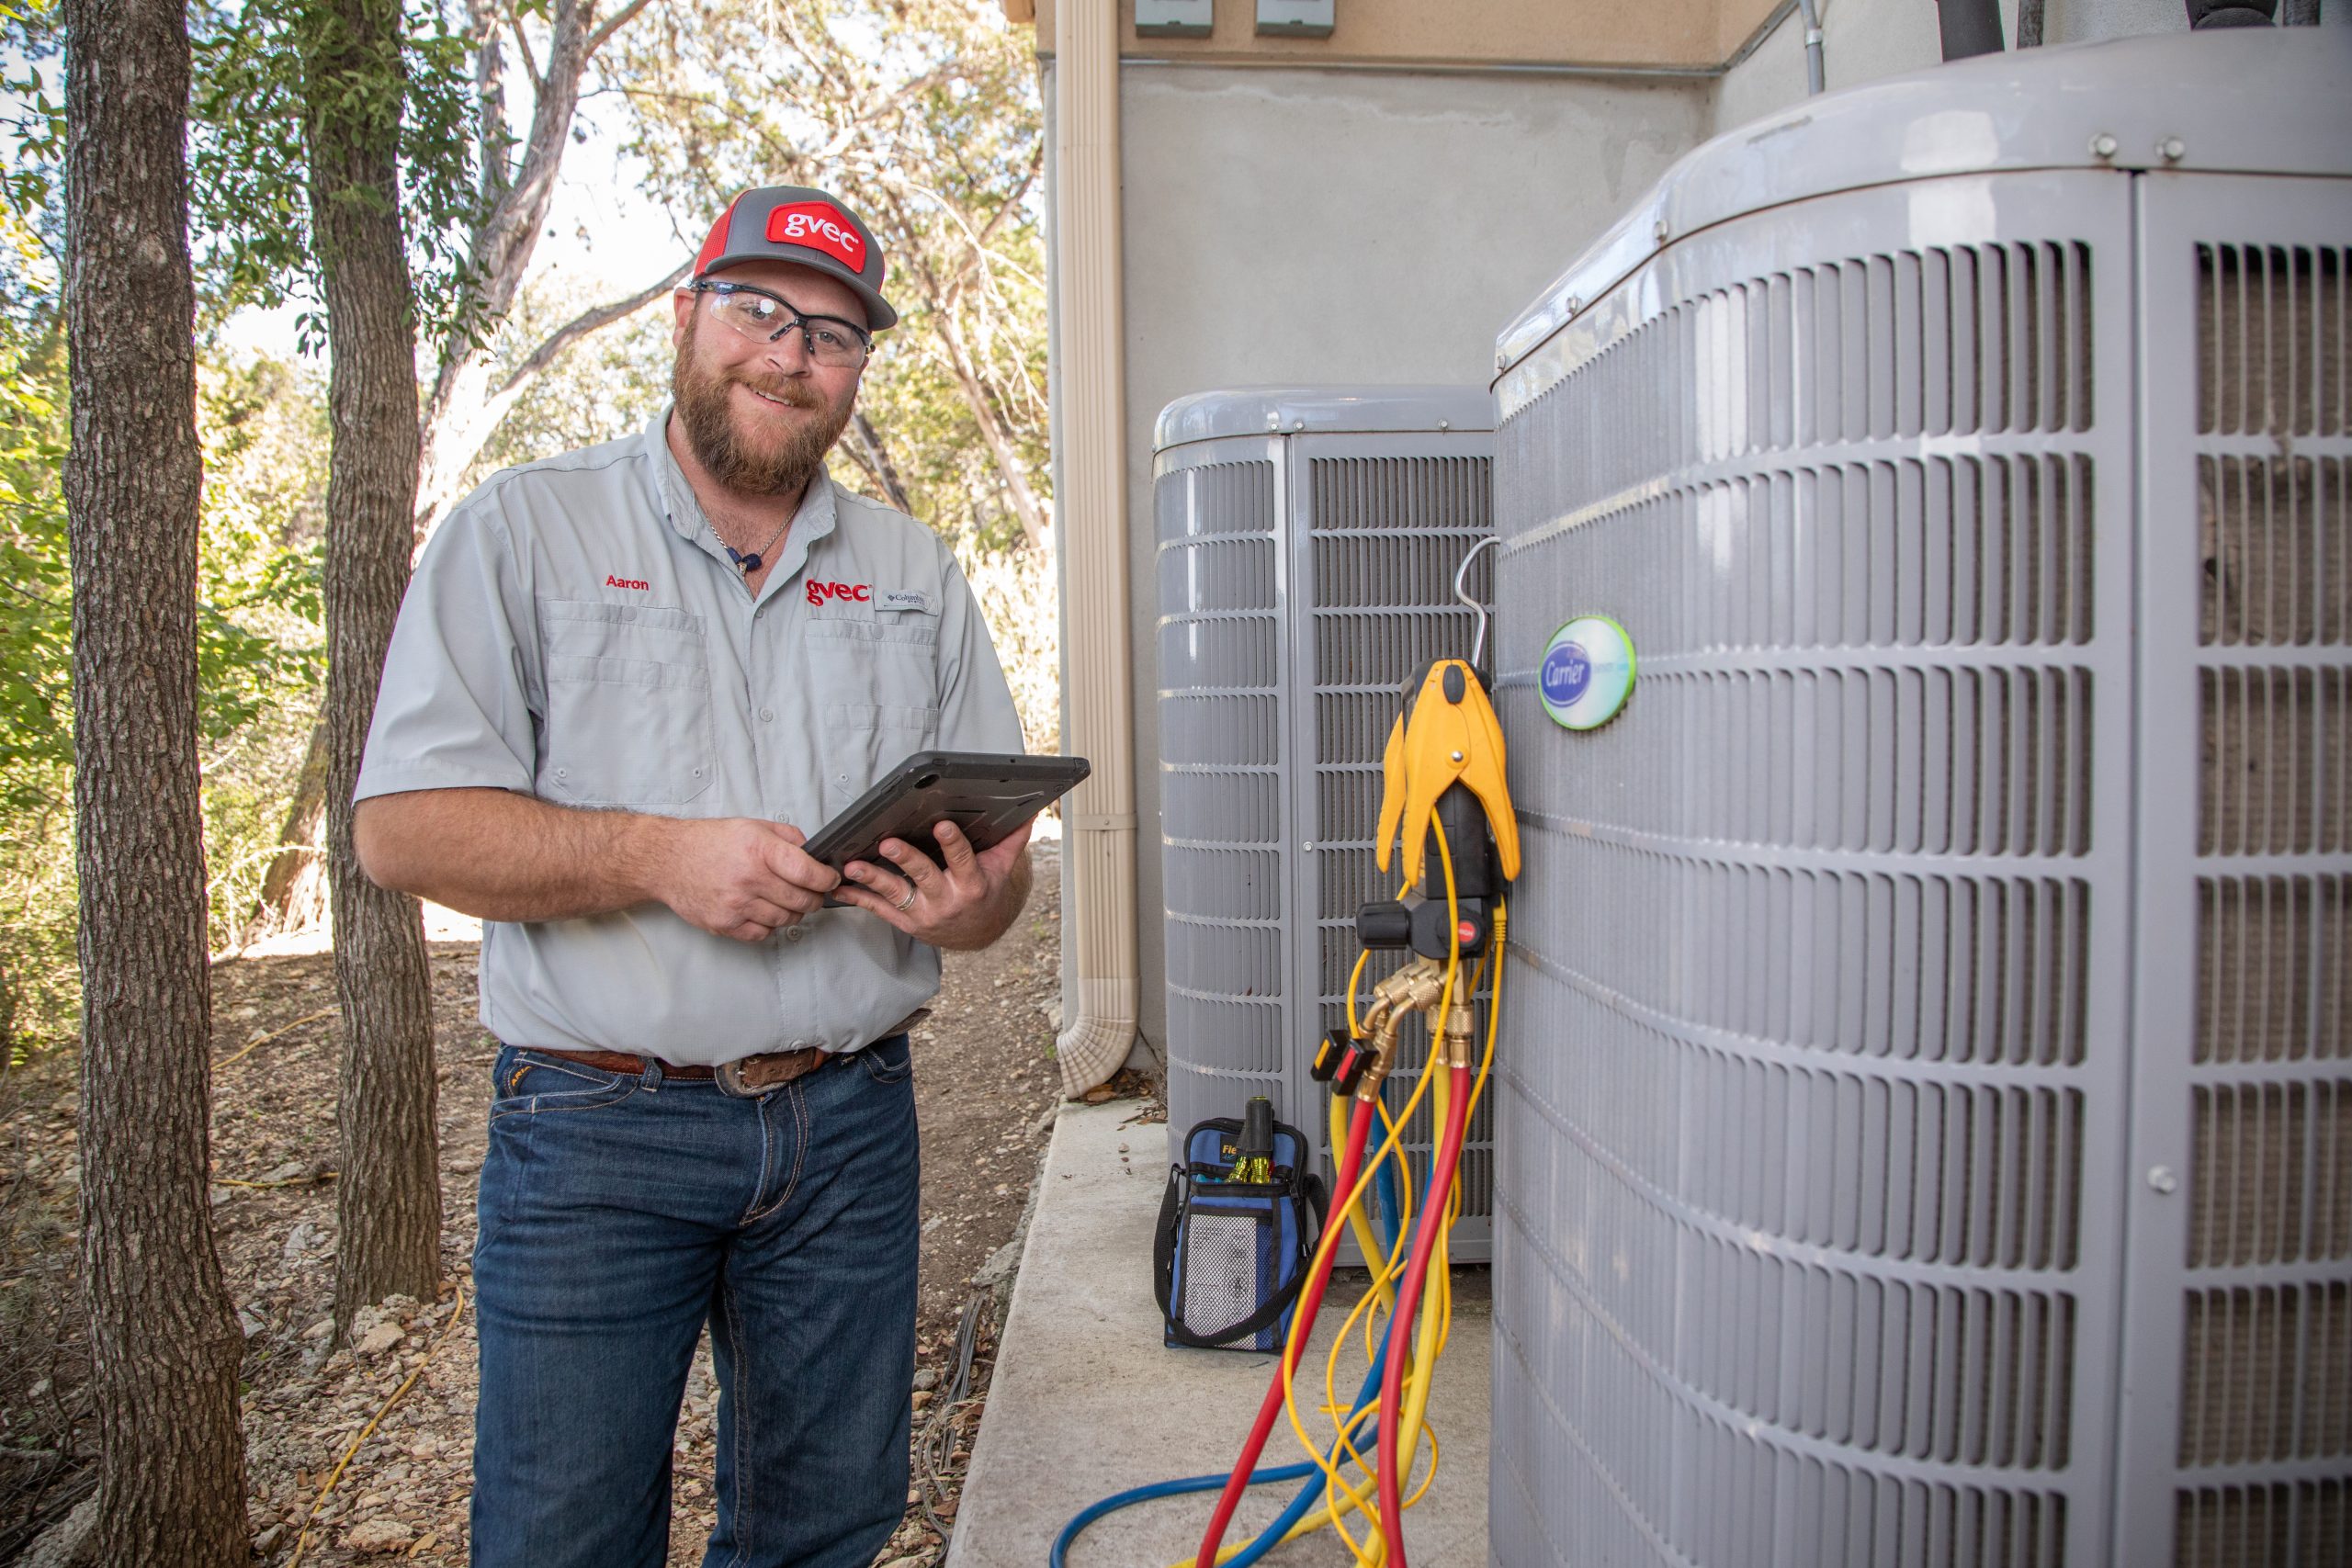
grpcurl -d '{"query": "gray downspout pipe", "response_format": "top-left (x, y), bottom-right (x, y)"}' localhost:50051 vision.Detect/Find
top-left (1797, 0), bottom-right (1825, 93)
top-left (1937, 0), bottom-right (2006, 58)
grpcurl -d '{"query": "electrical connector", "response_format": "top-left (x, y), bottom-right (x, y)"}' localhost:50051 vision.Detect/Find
top-left (1310, 1030), bottom-right (1350, 1083)
top-left (1332, 1043), bottom-right (1369, 1097)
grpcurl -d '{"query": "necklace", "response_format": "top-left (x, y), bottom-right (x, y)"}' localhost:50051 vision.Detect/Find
top-left (714, 515), bottom-right (792, 576)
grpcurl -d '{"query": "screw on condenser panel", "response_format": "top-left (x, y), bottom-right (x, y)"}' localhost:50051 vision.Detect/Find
top-left (2148, 1166), bottom-right (2180, 1194)
top-left (1437, 419), bottom-right (1452, 432)
top-left (2160, 136), bottom-right (2187, 162)
top-left (1565, 297), bottom-right (1581, 316)
top-left (1653, 219), bottom-right (1669, 243)
top-left (2089, 132), bottom-right (2119, 159)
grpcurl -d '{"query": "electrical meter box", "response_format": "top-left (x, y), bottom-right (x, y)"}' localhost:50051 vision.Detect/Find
top-left (1256, 0), bottom-right (1332, 38)
top-left (1136, 0), bottom-right (1212, 38)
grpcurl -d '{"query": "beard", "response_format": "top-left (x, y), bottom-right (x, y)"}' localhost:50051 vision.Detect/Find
top-left (671, 319), bottom-right (856, 497)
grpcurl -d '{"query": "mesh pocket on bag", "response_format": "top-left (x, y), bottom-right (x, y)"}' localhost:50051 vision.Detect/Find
top-left (1180, 1210), bottom-right (1263, 1344)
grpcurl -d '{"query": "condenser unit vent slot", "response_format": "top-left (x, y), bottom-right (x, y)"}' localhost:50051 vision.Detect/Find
top-left (2199, 457), bottom-right (2348, 648)
top-left (2198, 665), bottom-right (2347, 856)
top-left (2196, 244), bottom-right (2347, 439)
top-left (2196, 874), bottom-right (2348, 1066)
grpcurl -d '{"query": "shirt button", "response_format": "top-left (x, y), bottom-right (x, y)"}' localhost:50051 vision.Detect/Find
top-left (784, 925), bottom-right (806, 943)
top-left (760, 707), bottom-right (776, 723)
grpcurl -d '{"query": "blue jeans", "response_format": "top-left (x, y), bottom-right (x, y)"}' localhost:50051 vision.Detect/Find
top-left (469, 1035), bottom-right (920, 1568)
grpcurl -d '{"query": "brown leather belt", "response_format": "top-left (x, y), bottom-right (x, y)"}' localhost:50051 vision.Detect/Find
top-left (534, 1045), bottom-right (829, 1093)
top-left (524, 1010), bottom-right (927, 1099)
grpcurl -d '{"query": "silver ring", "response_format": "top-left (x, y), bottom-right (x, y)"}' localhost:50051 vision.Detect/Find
top-left (895, 886), bottom-right (918, 912)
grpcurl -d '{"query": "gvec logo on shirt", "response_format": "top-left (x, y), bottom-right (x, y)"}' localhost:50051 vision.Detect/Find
top-left (806, 580), bottom-right (872, 607)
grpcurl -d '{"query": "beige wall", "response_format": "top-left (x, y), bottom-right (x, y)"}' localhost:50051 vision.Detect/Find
top-left (1035, 0), bottom-right (1751, 72)
top-left (1092, 62), bottom-right (1708, 1056)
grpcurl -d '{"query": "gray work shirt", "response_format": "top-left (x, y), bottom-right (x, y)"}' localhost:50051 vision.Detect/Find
top-left (356, 406), bottom-right (1025, 1064)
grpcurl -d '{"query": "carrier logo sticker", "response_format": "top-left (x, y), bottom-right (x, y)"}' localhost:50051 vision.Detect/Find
top-left (877, 589), bottom-right (934, 614)
top-left (1540, 616), bottom-right (1635, 731)
top-left (766, 202), bottom-right (867, 272)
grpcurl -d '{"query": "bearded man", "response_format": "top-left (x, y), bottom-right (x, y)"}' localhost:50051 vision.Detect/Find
top-left (352, 186), bottom-right (1031, 1568)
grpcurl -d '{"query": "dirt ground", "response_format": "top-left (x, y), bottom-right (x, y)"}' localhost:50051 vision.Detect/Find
top-left (0, 839), bottom-right (1152, 1564)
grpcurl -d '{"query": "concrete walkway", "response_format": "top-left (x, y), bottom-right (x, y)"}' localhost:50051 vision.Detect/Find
top-left (947, 1100), bottom-right (1489, 1568)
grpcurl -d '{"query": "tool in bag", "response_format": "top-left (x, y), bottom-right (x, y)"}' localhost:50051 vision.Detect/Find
top-left (1154, 1098), bottom-right (1328, 1352)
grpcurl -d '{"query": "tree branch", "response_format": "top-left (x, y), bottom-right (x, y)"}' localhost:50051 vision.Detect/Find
top-left (503, 3), bottom-right (544, 92)
top-left (491, 260), bottom-right (687, 400)
top-left (583, 0), bottom-right (655, 61)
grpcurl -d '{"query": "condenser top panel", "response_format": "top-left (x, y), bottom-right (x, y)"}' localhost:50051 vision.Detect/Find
top-left (1492, 28), bottom-right (2352, 381)
top-left (1154, 385), bottom-right (1494, 454)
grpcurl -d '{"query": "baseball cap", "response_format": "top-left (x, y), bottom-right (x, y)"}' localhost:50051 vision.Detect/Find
top-left (691, 186), bottom-right (898, 333)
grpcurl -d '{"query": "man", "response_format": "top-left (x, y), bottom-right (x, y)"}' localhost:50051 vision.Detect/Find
top-left (353, 186), bottom-right (1031, 1568)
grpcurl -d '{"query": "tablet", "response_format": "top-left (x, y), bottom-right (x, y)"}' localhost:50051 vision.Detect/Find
top-left (804, 750), bottom-right (1091, 874)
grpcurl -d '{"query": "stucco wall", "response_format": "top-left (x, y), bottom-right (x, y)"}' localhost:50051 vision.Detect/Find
top-left (1107, 63), bottom-right (1707, 1055)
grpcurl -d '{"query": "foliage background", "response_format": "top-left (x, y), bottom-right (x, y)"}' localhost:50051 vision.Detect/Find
top-left (0, 0), bottom-right (1056, 1058)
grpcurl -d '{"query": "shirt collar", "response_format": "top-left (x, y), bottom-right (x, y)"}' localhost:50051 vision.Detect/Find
top-left (645, 402), bottom-right (842, 575)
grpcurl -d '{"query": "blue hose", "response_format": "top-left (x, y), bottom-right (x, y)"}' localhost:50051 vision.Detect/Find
top-left (1047, 1461), bottom-right (1319, 1568)
top-left (1220, 1346), bottom-right (1390, 1568)
top-left (1374, 1156), bottom-right (1401, 1259)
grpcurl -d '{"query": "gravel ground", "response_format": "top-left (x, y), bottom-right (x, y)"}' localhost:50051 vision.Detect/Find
top-left (0, 840), bottom-right (1150, 1565)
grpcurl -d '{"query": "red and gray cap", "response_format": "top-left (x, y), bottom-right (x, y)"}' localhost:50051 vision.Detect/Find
top-left (692, 186), bottom-right (897, 333)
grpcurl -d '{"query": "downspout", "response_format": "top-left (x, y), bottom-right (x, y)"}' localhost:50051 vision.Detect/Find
top-left (1051, 0), bottom-right (1139, 1096)
top-left (1796, 0), bottom-right (1825, 93)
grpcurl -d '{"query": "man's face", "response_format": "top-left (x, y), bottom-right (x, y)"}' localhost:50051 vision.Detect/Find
top-left (670, 259), bottom-right (867, 497)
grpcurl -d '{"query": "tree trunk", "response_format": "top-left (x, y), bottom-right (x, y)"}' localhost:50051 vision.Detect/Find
top-left (61, 0), bottom-right (251, 1555)
top-left (300, 0), bottom-right (445, 1333)
top-left (849, 411), bottom-right (916, 515)
top-left (249, 717), bottom-right (330, 941)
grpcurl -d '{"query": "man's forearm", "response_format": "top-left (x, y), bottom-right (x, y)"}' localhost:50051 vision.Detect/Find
top-left (355, 788), bottom-right (677, 923)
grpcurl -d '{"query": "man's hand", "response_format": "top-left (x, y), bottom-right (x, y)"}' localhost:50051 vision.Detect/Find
top-left (653, 818), bottom-right (842, 943)
top-left (833, 818), bottom-right (1034, 952)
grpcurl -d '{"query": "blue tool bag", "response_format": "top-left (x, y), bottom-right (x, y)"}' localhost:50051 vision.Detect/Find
top-left (1153, 1112), bottom-right (1327, 1352)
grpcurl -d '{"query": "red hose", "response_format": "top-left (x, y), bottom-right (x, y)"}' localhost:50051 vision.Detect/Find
top-left (1193, 1095), bottom-right (1377, 1568)
top-left (1374, 1065), bottom-right (1472, 1566)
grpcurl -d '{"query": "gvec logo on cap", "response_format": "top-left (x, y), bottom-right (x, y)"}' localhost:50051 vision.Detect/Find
top-left (767, 202), bottom-right (867, 272)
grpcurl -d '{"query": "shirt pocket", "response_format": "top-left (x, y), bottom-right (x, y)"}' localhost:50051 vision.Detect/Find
top-left (538, 599), bottom-right (715, 808)
top-left (817, 701), bottom-right (942, 818)
top-left (806, 614), bottom-right (944, 815)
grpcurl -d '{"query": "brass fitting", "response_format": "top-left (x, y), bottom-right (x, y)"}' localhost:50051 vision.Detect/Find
top-left (1353, 1031), bottom-right (1396, 1102)
top-left (1372, 957), bottom-right (1445, 1018)
top-left (1441, 1001), bottom-right (1477, 1070)
top-left (1353, 959), bottom-right (1448, 1102)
